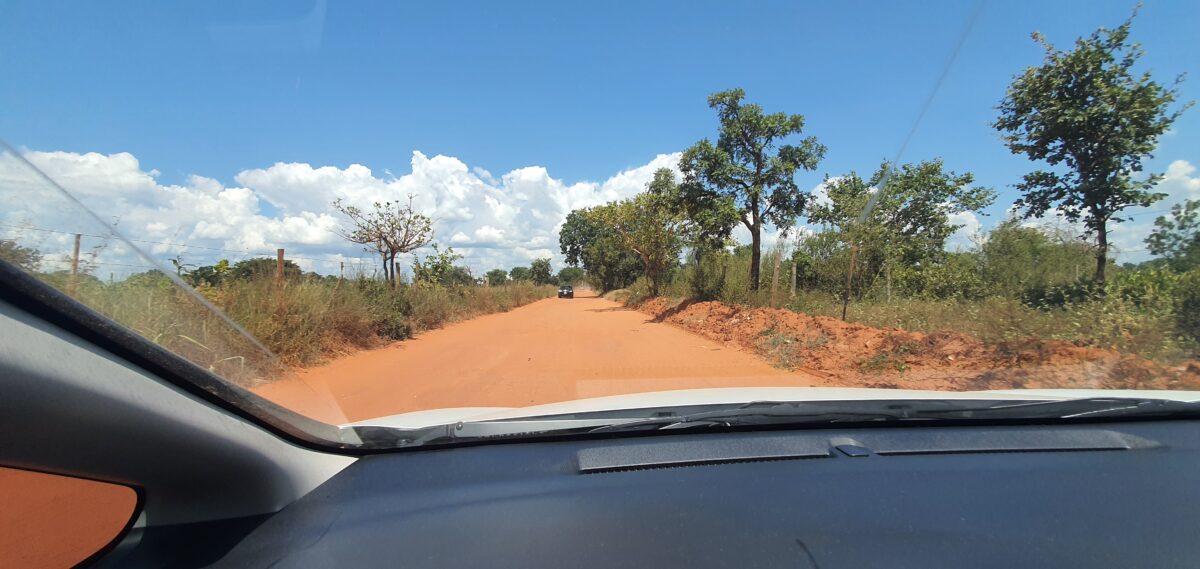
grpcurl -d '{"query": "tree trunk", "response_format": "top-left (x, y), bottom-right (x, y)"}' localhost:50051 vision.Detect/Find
top-left (1094, 218), bottom-right (1108, 286)
top-left (749, 225), bottom-right (762, 292)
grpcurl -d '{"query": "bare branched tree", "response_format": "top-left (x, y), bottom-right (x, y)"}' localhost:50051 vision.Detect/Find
top-left (332, 196), bottom-right (434, 286)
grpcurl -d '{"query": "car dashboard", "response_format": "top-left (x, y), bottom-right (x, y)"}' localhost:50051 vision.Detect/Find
top-left (104, 420), bottom-right (1200, 568)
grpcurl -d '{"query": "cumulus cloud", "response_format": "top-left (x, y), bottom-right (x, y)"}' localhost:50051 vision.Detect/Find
top-left (0, 147), bottom-right (682, 278)
top-left (1108, 159), bottom-right (1200, 262)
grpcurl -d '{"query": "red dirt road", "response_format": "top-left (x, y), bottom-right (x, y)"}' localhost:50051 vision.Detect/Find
top-left (257, 290), bottom-right (818, 423)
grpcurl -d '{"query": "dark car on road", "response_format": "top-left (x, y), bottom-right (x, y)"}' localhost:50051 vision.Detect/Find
top-left (558, 285), bottom-right (574, 298)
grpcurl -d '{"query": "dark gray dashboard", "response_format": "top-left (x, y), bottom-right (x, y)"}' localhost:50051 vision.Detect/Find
top-left (115, 420), bottom-right (1200, 568)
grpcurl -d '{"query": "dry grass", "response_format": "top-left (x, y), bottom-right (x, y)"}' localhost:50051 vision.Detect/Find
top-left (46, 273), bottom-right (555, 386)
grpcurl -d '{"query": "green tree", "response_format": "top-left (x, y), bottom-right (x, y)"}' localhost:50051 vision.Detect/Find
top-left (556, 266), bottom-right (585, 285)
top-left (413, 244), bottom-right (464, 286)
top-left (509, 266), bottom-right (531, 281)
top-left (596, 168), bottom-right (691, 296)
top-left (559, 208), bottom-right (643, 291)
top-left (807, 159), bottom-right (994, 300)
top-left (1146, 199), bottom-right (1200, 272)
top-left (529, 258), bottom-right (554, 285)
top-left (679, 88), bottom-right (826, 290)
top-left (185, 259), bottom-right (231, 287)
top-left (0, 239), bottom-right (42, 271)
top-left (993, 10), bottom-right (1190, 285)
top-left (485, 268), bottom-right (510, 286)
top-left (981, 218), bottom-right (1098, 298)
top-left (230, 257), bottom-right (303, 281)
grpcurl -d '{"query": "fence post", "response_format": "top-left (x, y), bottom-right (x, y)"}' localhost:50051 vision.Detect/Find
top-left (275, 248), bottom-right (285, 310)
top-left (790, 262), bottom-right (796, 298)
top-left (68, 233), bottom-right (81, 295)
top-left (770, 252), bottom-right (781, 308)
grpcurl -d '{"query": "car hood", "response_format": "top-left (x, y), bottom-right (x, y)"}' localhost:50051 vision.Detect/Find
top-left (345, 386), bottom-right (1200, 429)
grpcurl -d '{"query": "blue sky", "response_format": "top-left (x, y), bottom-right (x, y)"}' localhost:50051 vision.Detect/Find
top-left (1, 0), bottom-right (1198, 273)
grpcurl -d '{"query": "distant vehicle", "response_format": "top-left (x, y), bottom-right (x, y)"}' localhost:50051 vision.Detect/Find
top-left (558, 285), bottom-right (574, 298)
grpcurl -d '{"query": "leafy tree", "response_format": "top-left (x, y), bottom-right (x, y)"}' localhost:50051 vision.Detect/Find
top-left (530, 258), bottom-right (554, 285)
top-left (333, 196), bottom-right (433, 286)
top-left (558, 208), bottom-right (642, 291)
top-left (556, 266), bottom-right (586, 285)
top-left (485, 268), bottom-right (510, 286)
top-left (993, 10), bottom-right (1190, 285)
top-left (807, 159), bottom-right (994, 300)
top-left (185, 259), bottom-right (231, 287)
top-left (1146, 199), bottom-right (1200, 272)
top-left (981, 218), bottom-right (1099, 298)
top-left (595, 168), bottom-right (691, 296)
top-left (509, 266), bottom-right (531, 281)
top-left (679, 88), bottom-right (826, 290)
top-left (413, 244), bottom-right (465, 286)
top-left (230, 257), bottom-right (303, 281)
top-left (0, 239), bottom-right (42, 271)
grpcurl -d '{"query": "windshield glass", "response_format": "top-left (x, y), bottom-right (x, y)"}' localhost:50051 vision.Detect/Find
top-left (2, 1), bottom-right (1198, 443)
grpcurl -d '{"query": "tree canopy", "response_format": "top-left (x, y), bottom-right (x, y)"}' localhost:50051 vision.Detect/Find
top-left (1147, 199), bottom-right (1200, 272)
top-left (679, 88), bottom-right (825, 290)
top-left (993, 10), bottom-right (1190, 284)
top-left (529, 258), bottom-right (554, 285)
top-left (333, 196), bottom-right (433, 286)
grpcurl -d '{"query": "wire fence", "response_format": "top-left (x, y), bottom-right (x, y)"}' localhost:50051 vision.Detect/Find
top-left (0, 221), bottom-right (383, 281)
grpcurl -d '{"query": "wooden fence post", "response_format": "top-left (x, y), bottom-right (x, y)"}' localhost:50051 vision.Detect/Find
top-left (275, 248), bottom-right (285, 310)
top-left (790, 262), bottom-right (796, 298)
top-left (68, 233), bottom-right (81, 295)
top-left (770, 252), bottom-right (781, 308)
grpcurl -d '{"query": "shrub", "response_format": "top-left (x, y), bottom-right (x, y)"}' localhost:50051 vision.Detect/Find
top-left (1174, 269), bottom-right (1200, 343)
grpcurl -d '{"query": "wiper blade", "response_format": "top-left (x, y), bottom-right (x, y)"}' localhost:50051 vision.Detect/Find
top-left (589, 397), bottom-right (1200, 434)
top-left (348, 397), bottom-right (1200, 448)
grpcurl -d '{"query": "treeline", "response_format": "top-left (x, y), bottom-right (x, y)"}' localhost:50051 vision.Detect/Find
top-left (558, 12), bottom-right (1199, 359)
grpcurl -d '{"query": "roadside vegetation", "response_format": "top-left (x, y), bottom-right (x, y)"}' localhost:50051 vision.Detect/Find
top-left (560, 11), bottom-right (1200, 375)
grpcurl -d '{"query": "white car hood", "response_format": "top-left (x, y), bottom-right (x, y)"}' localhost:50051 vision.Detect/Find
top-left (346, 386), bottom-right (1200, 429)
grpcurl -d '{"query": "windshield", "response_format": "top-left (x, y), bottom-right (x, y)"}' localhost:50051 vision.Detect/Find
top-left (2, 1), bottom-right (1198, 445)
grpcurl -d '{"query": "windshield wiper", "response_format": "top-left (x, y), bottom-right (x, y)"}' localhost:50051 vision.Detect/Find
top-left (349, 397), bottom-right (1200, 448)
top-left (588, 398), bottom-right (1200, 434)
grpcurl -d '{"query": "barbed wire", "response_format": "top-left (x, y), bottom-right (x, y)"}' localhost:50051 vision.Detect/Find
top-left (0, 222), bottom-right (358, 267)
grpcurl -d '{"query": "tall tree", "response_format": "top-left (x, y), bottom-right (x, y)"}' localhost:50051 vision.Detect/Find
top-left (1146, 199), bottom-right (1200, 272)
top-left (808, 159), bottom-right (994, 298)
top-left (679, 88), bottom-right (826, 290)
top-left (596, 168), bottom-right (691, 296)
top-left (993, 10), bottom-right (1190, 285)
top-left (485, 268), bottom-right (510, 287)
top-left (559, 208), bottom-right (643, 291)
top-left (333, 196), bottom-right (434, 286)
top-left (509, 266), bottom-right (531, 281)
top-left (529, 258), bottom-right (554, 285)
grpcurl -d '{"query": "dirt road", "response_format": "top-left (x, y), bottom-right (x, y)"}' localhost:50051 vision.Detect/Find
top-left (257, 290), bottom-right (817, 423)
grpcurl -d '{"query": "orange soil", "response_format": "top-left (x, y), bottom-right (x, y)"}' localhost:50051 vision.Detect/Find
top-left (0, 467), bottom-right (136, 569)
top-left (256, 290), bottom-right (819, 423)
top-left (635, 297), bottom-right (1200, 392)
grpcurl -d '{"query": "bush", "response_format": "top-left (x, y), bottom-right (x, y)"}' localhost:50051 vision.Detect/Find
top-left (1174, 269), bottom-right (1200, 343)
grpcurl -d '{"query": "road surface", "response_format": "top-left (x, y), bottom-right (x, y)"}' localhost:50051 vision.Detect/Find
top-left (257, 289), bottom-right (818, 423)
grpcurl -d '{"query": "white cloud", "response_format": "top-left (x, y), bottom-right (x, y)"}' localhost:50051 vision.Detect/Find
top-left (1107, 159), bottom-right (1200, 262)
top-left (0, 147), bottom-right (682, 278)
